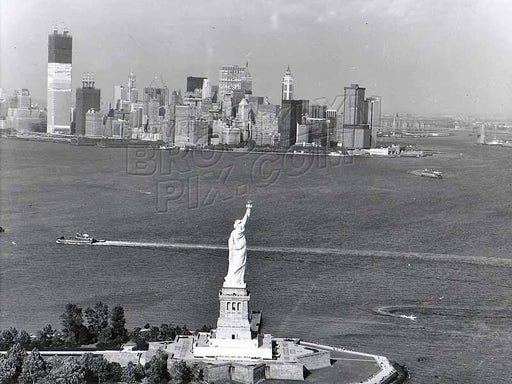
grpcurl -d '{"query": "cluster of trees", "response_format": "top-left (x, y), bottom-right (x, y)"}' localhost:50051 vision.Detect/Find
top-left (0, 345), bottom-right (124, 384)
top-left (0, 303), bottom-right (213, 383)
top-left (0, 343), bottom-right (202, 384)
top-left (0, 303), bottom-right (129, 351)
top-left (63, 302), bottom-right (128, 347)
top-left (0, 303), bottom-right (212, 352)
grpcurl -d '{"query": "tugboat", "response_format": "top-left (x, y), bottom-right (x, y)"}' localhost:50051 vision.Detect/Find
top-left (56, 233), bottom-right (105, 245)
top-left (420, 169), bottom-right (442, 179)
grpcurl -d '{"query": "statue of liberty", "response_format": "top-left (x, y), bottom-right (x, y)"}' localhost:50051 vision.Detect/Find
top-left (224, 202), bottom-right (252, 287)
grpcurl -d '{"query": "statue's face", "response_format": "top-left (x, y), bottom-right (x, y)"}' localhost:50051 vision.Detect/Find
top-left (234, 220), bottom-right (242, 230)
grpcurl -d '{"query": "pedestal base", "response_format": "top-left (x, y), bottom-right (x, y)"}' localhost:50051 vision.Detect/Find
top-left (193, 332), bottom-right (273, 361)
top-left (216, 285), bottom-right (252, 340)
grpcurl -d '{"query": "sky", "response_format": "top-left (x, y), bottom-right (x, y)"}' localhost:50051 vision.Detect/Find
top-left (1, 0), bottom-right (512, 117)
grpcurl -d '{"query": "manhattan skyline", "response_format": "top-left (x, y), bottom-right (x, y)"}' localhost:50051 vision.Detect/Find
top-left (1, 0), bottom-right (511, 117)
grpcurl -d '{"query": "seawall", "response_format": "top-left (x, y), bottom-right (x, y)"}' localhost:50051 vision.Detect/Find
top-left (298, 341), bottom-right (399, 384)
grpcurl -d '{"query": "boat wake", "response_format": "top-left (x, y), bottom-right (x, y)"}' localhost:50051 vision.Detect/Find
top-left (91, 241), bottom-right (512, 267)
top-left (375, 304), bottom-right (512, 320)
top-left (98, 240), bottom-right (226, 251)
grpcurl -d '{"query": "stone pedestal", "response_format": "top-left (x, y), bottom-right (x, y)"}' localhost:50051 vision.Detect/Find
top-left (216, 285), bottom-right (252, 340)
top-left (192, 283), bottom-right (272, 360)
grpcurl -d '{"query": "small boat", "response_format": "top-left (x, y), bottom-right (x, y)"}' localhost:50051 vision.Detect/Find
top-left (75, 232), bottom-right (94, 240)
top-left (56, 233), bottom-right (105, 245)
top-left (420, 169), bottom-right (442, 179)
top-left (400, 314), bottom-right (417, 321)
top-left (487, 139), bottom-right (504, 146)
top-left (159, 144), bottom-right (177, 150)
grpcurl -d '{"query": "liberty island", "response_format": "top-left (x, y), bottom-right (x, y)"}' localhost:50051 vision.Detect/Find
top-left (0, 202), bottom-right (405, 384)
top-left (143, 203), bottom-right (404, 383)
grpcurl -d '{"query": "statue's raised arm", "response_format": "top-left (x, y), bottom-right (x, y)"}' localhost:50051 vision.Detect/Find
top-left (223, 202), bottom-right (253, 288)
top-left (240, 201), bottom-right (252, 229)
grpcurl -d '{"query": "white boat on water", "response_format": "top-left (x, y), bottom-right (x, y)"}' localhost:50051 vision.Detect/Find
top-left (56, 233), bottom-right (105, 245)
top-left (420, 169), bottom-right (442, 179)
top-left (400, 314), bottom-right (417, 320)
top-left (487, 139), bottom-right (504, 146)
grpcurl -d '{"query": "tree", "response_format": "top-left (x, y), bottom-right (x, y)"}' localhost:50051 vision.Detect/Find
top-left (16, 331), bottom-right (32, 350)
top-left (7, 343), bottom-right (25, 381)
top-left (122, 362), bottom-right (145, 384)
top-left (140, 326), bottom-right (159, 343)
top-left (191, 364), bottom-right (204, 383)
top-left (109, 362), bottom-right (122, 383)
top-left (46, 356), bottom-right (86, 384)
top-left (197, 368), bottom-right (204, 382)
top-left (0, 329), bottom-right (18, 350)
top-left (110, 306), bottom-right (128, 344)
top-left (60, 304), bottom-right (89, 345)
top-left (20, 348), bottom-right (47, 384)
top-left (45, 356), bottom-right (63, 373)
top-left (145, 350), bottom-right (169, 384)
top-left (121, 362), bottom-right (137, 384)
top-left (0, 356), bottom-right (17, 384)
top-left (150, 327), bottom-right (160, 342)
top-left (159, 324), bottom-right (176, 342)
top-left (197, 325), bottom-right (212, 333)
top-left (169, 360), bottom-right (192, 384)
top-left (80, 354), bottom-right (110, 383)
top-left (36, 325), bottom-right (55, 348)
top-left (181, 325), bottom-right (191, 336)
top-left (84, 303), bottom-right (110, 343)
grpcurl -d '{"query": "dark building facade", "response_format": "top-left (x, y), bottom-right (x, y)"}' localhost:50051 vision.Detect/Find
top-left (211, 85), bottom-right (219, 103)
top-left (340, 84), bottom-right (371, 149)
top-left (343, 84), bottom-right (367, 125)
top-left (75, 75), bottom-right (100, 136)
top-left (278, 99), bottom-right (309, 149)
top-left (186, 76), bottom-right (207, 92)
top-left (48, 30), bottom-right (72, 64)
top-left (310, 104), bottom-right (327, 119)
top-left (143, 87), bottom-right (169, 107)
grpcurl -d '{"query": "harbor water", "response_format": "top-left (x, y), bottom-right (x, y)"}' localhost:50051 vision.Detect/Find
top-left (1, 134), bottom-right (511, 383)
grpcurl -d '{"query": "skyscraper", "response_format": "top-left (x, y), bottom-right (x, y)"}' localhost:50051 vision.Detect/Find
top-left (341, 84), bottom-right (370, 149)
top-left (326, 109), bottom-right (338, 149)
top-left (18, 89), bottom-right (31, 109)
top-left (343, 84), bottom-right (367, 125)
top-left (218, 63), bottom-right (252, 102)
top-left (75, 73), bottom-right (101, 136)
top-left (201, 78), bottom-right (211, 100)
top-left (85, 110), bottom-right (103, 137)
top-left (278, 99), bottom-right (309, 149)
top-left (128, 71), bottom-right (138, 103)
top-left (186, 76), bottom-right (207, 92)
top-left (281, 66), bottom-right (294, 101)
top-left (143, 86), bottom-right (169, 107)
top-left (366, 96), bottom-right (381, 148)
top-left (47, 26), bottom-right (72, 134)
top-left (114, 85), bottom-right (128, 110)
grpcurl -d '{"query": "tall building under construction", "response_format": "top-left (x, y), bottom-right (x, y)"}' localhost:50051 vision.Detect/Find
top-left (75, 73), bottom-right (100, 136)
top-left (47, 26), bottom-right (72, 134)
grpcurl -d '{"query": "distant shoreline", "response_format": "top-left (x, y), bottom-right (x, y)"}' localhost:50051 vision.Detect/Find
top-left (0, 132), bottom-right (446, 160)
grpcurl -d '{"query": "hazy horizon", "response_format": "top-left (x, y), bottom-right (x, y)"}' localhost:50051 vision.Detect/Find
top-left (1, 0), bottom-right (511, 117)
